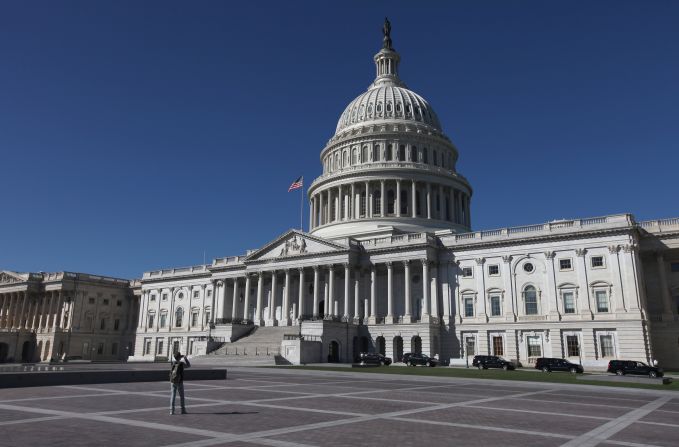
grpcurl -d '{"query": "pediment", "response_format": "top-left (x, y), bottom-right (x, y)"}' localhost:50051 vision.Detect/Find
top-left (245, 230), bottom-right (347, 262)
top-left (0, 271), bottom-right (26, 285)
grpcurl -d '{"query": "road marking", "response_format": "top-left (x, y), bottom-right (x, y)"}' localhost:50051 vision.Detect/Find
top-left (559, 396), bottom-right (672, 447)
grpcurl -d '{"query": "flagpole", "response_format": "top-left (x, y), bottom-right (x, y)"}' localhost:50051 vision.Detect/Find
top-left (300, 178), bottom-right (304, 232)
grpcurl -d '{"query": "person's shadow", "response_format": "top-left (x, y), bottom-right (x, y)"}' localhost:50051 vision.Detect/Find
top-left (196, 411), bottom-right (259, 415)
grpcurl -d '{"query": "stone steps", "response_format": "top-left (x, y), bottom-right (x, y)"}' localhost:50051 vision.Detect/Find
top-left (206, 326), bottom-right (299, 358)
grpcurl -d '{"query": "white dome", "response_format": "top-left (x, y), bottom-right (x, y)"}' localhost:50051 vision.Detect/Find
top-left (335, 85), bottom-right (442, 134)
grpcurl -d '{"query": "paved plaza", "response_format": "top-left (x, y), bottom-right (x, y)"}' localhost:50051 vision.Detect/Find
top-left (0, 367), bottom-right (678, 447)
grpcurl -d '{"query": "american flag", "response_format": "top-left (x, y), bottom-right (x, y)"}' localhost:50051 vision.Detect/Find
top-left (288, 176), bottom-right (303, 192)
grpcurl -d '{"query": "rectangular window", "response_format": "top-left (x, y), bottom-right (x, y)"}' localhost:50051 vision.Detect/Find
top-left (148, 314), bottom-right (155, 328)
top-left (566, 335), bottom-right (580, 357)
top-left (160, 314), bottom-right (167, 328)
top-left (111, 343), bottom-right (118, 356)
top-left (465, 337), bottom-right (476, 356)
top-left (114, 319), bottom-right (120, 330)
top-left (88, 297), bottom-right (95, 304)
top-left (97, 343), bottom-right (104, 355)
top-left (162, 293), bottom-right (168, 301)
top-left (191, 312), bottom-right (199, 327)
top-left (156, 340), bottom-right (164, 355)
top-left (143, 338), bottom-right (151, 355)
top-left (595, 290), bottom-right (609, 312)
top-left (207, 290), bottom-right (212, 297)
top-left (591, 256), bottom-right (604, 268)
top-left (193, 290), bottom-right (199, 298)
top-left (527, 336), bottom-right (542, 357)
top-left (464, 297), bottom-right (474, 317)
top-left (150, 294), bottom-right (156, 301)
top-left (559, 258), bottom-right (572, 270)
top-left (488, 265), bottom-right (499, 276)
top-left (600, 335), bottom-right (615, 358)
top-left (671, 262), bottom-right (679, 272)
top-left (462, 267), bottom-right (473, 278)
top-left (492, 336), bottom-right (504, 356)
top-left (204, 311), bottom-right (211, 325)
top-left (116, 300), bottom-right (122, 307)
top-left (563, 291), bottom-right (575, 314)
top-left (490, 296), bottom-right (501, 316)
top-left (100, 319), bottom-right (106, 330)
top-left (103, 299), bottom-right (109, 306)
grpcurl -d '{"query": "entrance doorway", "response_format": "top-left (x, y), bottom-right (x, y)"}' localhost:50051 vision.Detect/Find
top-left (376, 336), bottom-right (385, 356)
top-left (411, 336), bottom-right (422, 354)
top-left (393, 336), bottom-right (403, 362)
top-left (0, 343), bottom-right (8, 363)
top-left (172, 340), bottom-right (180, 355)
top-left (328, 340), bottom-right (340, 363)
top-left (21, 341), bottom-right (33, 363)
top-left (318, 300), bottom-right (325, 318)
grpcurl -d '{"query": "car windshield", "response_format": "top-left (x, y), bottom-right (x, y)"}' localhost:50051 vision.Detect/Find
top-left (637, 362), bottom-right (648, 367)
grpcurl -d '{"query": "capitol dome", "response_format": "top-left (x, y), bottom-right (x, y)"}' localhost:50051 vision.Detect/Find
top-left (308, 21), bottom-right (473, 240)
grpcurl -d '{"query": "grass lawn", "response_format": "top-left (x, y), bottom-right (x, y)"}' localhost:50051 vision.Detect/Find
top-left (268, 365), bottom-right (679, 391)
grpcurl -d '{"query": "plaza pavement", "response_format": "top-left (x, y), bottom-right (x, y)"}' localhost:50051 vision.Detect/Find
top-left (0, 366), bottom-right (678, 447)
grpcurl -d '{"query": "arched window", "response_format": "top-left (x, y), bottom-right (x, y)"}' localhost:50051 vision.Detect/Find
top-left (422, 148), bottom-right (428, 164)
top-left (524, 286), bottom-right (538, 315)
top-left (360, 191), bottom-right (367, 217)
top-left (410, 146), bottom-right (417, 162)
top-left (343, 150), bottom-right (349, 167)
top-left (374, 145), bottom-right (381, 162)
top-left (387, 190), bottom-right (395, 215)
top-left (385, 144), bottom-right (393, 161)
top-left (175, 308), bottom-right (183, 327)
top-left (373, 190), bottom-right (382, 215)
top-left (398, 145), bottom-right (405, 161)
top-left (362, 145), bottom-right (368, 163)
top-left (433, 150), bottom-right (438, 166)
top-left (352, 148), bottom-right (358, 165)
top-left (400, 190), bottom-right (408, 215)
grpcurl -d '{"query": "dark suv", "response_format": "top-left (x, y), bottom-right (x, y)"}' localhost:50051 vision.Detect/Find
top-left (472, 355), bottom-right (515, 370)
top-left (358, 353), bottom-right (392, 366)
top-left (402, 353), bottom-right (438, 367)
top-left (607, 360), bottom-right (663, 378)
top-left (535, 357), bottom-right (584, 374)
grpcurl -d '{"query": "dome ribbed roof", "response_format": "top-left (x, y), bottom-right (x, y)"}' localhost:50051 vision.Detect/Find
top-left (335, 84), bottom-right (441, 134)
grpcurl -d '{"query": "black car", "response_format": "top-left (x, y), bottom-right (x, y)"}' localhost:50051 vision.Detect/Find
top-left (472, 355), bottom-right (515, 370)
top-left (607, 360), bottom-right (663, 378)
top-left (535, 357), bottom-right (584, 374)
top-left (359, 353), bottom-right (392, 366)
top-left (402, 352), bottom-right (438, 367)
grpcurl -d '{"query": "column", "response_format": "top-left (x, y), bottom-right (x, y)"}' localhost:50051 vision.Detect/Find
top-left (396, 179), bottom-right (401, 217)
top-left (168, 287), bottom-right (176, 331)
top-left (328, 266), bottom-right (335, 317)
top-left (282, 270), bottom-right (291, 325)
top-left (210, 282), bottom-right (217, 324)
top-left (350, 183), bottom-right (355, 220)
top-left (217, 281), bottom-right (226, 321)
top-left (353, 269), bottom-right (360, 322)
top-left (270, 271), bottom-right (278, 323)
top-left (620, 245), bottom-right (641, 311)
top-left (338, 185), bottom-right (344, 221)
top-left (575, 249), bottom-right (593, 318)
top-left (544, 251), bottom-right (559, 319)
top-left (39, 292), bottom-right (49, 331)
top-left (369, 264), bottom-right (376, 323)
top-left (7, 293), bottom-right (15, 328)
top-left (366, 181), bottom-right (373, 218)
top-left (403, 260), bottom-right (412, 323)
top-left (243, 275), bottom-right (252, 321)
top-left (426, 183), bottom-right (432, 219)
top-left (431, 262), bottom-right (439, 318)
top-left (19, 291), bottom-right (28, 329)
top-left (255, 272), bottom-right (264, 325)
top-left (501, 256), bottom-right (515, 321)
top-left (199, 285), bottom-right (206, 330)
top-left (411, 180), bottom-right (417, 218)
top-left (442, 261), bottom-right (452, 320)
top-left (656, 252), bottom-right (675, 317)
top-left (343, 263), bottom-right (351, 320)
top-left (380, 180), bottom-right (385, 216)
top-left (0, 294), bottom-right (5, 328)
top-left (422, 261), bottom-right (430, 321)
top-left (385, 262), bottom-right (394, 324)
top-left (231, 278), bottom-right (240, 321)
top-left (607, 246), bottom-right (625, 312)
top-left (313, 266), bottom-right (320, 318)
top-left (297, 268), bottom-right (305, 322)
top-left (309, 197), bottom-right (314, 230)
top-left (136, 292), bottom-right (146, 329)
top-left (30, 298), bottom-right (39, 330)
top-left (319, 192), bottom-right (324, 226)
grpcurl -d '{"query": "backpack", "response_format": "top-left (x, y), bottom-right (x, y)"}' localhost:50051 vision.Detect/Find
top-left (170, 362), bottom-right (182, 384)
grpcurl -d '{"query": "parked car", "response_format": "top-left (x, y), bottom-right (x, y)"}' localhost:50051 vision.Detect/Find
top-left (534, 357), bottom-right (584, 374)
top-left (607, 360), bottom-right (663, 378)
top-left (472, 355), bottom-right (515, 370)
top-left (359, 353), bottom-right (392, 366)
top-left (402, 352), bottom-right (438, 367)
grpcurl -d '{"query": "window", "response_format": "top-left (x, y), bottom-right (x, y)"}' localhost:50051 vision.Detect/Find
top-left (150, 294), bottom-right (156, 301)
top-left (175, 308), bottom-right (184, 327)
top-left (193, 290), bottom-right (199, 299)
top-left (523, 262), bottom-right (534, 273)
top-left (462, 267), bottom-right (473, 278)
top-left (490, 296), bottom-right (501, 317)
top-left (595, 290), bottom-right (609, 312)
top-left (600, 335), bottom-right (615, 358)
top-left (527, 336), bottom-right (542, 357)
top-left (374, 190), bottom-right (382, 215)
top-left (114, 319), bottom-right (120, 330)
top-left (385, 144), bottom-right (393, 161)
top-left (488, 265), bottom-right (499, 276)
top-left (591, 256), bottom-right (604, 268)
top-left (207, 290), bottom-right (212, 297)
top-left (97, 343), bottom-right (104, 355)
top-left (563, 291), bottom-right (575, 314)
top-left (116, 300), bottom-right (122, 307)
top-left (162, 293), bottom-right (168, 301)
top-left (111, 343), bottom-right (118, 356)
top-left (100, 318), bottom-right (106, 330)
top-left (156, 340), bottom-right (164, 355)
top-left (675, 296), bottom-right (679, 314)
top-left (148, 314), bottom-right (155, 328)
top-left (103, 299), bottom-right (109, 306)
top-left (160, 313), bottom-right (167, 328)
top-left (398, 144), bottom-right (405, 161)
top-left (524, 286), bottom-right (538, 315)
top-left (410, 146), bottom-right (417, 162)
top-left (88, 297), bottom-right (95, 304)
top-left (559, 259), bottom-right (572, 270)
top-left (360, 192), bottom-right (367, 216)
top-left (492, 336), bottom-right (504, 356)
top-left (204, 311), bottom-right (211, 325)
top-left (463, 296), bottom-right (474, 317)
top-left (143, 338), bottom-right (151, 355)
top-left (178, 292), bottom-right (184, 299)
top-left (464, 337), bottom-right (476, 356)
top-left (566, 335), bottom-right (580, 357)
top-left (671, 262), bottom-right (679, 272)
top-left (191, 311), bottom-right (199, 327)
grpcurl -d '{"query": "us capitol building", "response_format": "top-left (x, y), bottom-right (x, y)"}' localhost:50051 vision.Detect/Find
top-left (1, 22), bottom-right (678, 369)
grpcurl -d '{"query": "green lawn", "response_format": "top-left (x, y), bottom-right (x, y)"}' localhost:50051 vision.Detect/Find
top-left (267, 365), bottom-right (679, 391)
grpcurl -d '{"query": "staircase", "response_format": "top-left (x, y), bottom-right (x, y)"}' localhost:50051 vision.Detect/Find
top-left (192, 326), bottom-right (299, 366)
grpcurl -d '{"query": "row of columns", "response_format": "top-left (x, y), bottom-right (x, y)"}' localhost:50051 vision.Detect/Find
top-left (310, 180), bottom-right (470, 229)
top-left (0, 290), bottom-right (66, 331)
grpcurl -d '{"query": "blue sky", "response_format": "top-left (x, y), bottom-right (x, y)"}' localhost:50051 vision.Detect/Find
top-left (1, 1), bottom-right (677, 279)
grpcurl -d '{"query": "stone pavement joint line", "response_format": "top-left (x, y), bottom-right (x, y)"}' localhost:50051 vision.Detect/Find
top-left (559, 396), bottom-right (672, 447)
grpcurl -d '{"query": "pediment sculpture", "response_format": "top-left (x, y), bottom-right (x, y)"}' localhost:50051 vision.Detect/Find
top-left (279, 235), bottom-right (307, 257)
top-left (0, 272), bottom-right (21, 284)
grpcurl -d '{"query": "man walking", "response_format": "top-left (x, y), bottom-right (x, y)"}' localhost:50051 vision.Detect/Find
top-left (170, 351), bottom-right (191, 415)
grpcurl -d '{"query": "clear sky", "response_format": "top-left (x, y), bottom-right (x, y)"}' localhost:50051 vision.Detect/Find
top-left (1, 1), bottom-right (677, 279)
